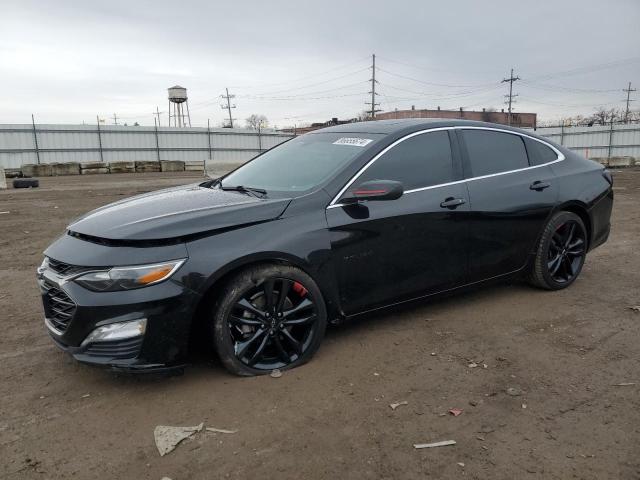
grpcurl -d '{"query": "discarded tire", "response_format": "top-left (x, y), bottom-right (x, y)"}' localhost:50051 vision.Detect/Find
top-left (13, 178), bottom-right (39, 188)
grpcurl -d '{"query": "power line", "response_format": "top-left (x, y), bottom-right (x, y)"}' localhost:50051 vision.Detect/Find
top-left (228, 55), bottom-right (370, 89)
top-left (238, 81), bottom-right (368, 100)
top-left (377, 67), bottom-right (500, 89)
top-left (519, 80), bottom-right (620, 95)
top-left (365, 54), bottom-right (381, 119)
top-left (220, 88), bottom-right (236, 128)
top-left (623, 82), bottom-right (636, 123)
top-left (235, 66), bottom-right (370, 97)
top-left (526, 56), bottom-right (640, 82)
top-left (376, 82), bottom-right (503, 101)
top-left (502, 68), bottom-right (520, 125)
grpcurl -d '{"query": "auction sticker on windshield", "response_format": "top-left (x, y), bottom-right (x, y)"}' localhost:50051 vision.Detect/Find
top-left (332, 137), bottom-right (374, 147)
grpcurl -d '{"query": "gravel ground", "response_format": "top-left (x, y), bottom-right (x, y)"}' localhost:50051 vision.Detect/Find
top-left (1, 170), bottom-right (639, 479)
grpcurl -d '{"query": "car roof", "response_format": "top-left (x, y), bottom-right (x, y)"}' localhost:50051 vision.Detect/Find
top-left (310, 118), bottom-right (534, 136)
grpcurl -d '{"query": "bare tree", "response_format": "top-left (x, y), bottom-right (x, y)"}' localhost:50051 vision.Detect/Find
top-left (590, 108), bottom-right (620, 126)
top-left (245, 114), bottom-right (268, 131)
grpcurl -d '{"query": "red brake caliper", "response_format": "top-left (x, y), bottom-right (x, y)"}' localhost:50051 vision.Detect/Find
top-left (292, 281), bottom-right (308, 297)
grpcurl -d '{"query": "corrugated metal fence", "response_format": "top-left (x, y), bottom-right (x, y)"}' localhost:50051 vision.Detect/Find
top-left (528, 123), bottom-right (640, 160)
top-left (0, 122), bottom-right (638, 171)
top-left (0, 124), bottom-right (295, 169)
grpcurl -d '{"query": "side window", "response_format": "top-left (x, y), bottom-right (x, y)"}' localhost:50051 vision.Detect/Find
top-left (354, 131), bottom-right (454, 191)
top-left (525, 137), bottom-right (559, 165)
top-left (462, 130), bottom-right (529, 177)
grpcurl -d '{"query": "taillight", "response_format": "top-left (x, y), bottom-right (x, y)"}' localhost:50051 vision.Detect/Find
top-left (602, 169), bottom-right (613, 186)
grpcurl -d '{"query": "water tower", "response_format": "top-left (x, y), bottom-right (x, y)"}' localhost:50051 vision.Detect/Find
top-left (168, 85), bottom-right (192, 127)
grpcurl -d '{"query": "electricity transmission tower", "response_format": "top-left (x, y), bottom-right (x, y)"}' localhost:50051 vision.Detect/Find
top-left (502, 68), bottom-right (520, 126)
top-left (623, 82), bottom-right (636, 124)
top-left (220, 88), bottom-right (236, 128)
top-left (112, 113), bottom-right (119, 125)
top-left (365, 54), bottom-right (381, 119)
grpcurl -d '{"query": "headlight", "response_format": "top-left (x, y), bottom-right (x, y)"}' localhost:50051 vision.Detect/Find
top-left (73, 259), bottom-right (185, 292)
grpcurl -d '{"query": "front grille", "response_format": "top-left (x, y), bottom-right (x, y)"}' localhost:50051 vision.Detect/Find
top-left (47, 258), bottom-right (87, 277)
top-left (44, 285), bottom-right (76, 333)
top-left (84, 337), bottom-right (143, 359)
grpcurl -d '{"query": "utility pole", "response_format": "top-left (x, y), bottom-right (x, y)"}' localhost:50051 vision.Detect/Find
top-left (112, 113), bottom-right (119, 125)
top-left (365, 53), bottom-right (381, 119)
top-left (220, 88), bottom-right (236, 128)
top-left (153, 106), bottom-right (162, 127)
top-left (623, 82), bottom-right (636, 124)
top-left (502, 68), bottom-right (520, 126)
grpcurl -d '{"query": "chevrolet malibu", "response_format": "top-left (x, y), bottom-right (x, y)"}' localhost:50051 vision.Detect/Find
top-left (37, 119), bottom-right (613, 376)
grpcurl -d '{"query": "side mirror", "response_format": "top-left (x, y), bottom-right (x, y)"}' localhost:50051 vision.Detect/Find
top-left (341, 180), bottom-right (404, 204)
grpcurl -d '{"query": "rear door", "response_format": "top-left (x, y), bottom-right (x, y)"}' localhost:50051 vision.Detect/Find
top-left (326, 129), bottom-right (469, 314)
top-left (459, 128), bottom-right (559, 282)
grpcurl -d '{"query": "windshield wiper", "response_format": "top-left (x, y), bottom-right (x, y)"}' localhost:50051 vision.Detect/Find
top-left (220, 184), bottom-right (267, 198)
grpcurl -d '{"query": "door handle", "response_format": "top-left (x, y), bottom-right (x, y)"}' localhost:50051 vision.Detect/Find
top-left (530, 180), bottom-right (551, 191)
top-left (440, 197), bottom-right (466, 209)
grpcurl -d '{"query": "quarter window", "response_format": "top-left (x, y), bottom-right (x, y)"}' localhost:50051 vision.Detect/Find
top-left (525, 137), bottom-right (559, 165)
top-left (353, 131), bottom-right (454, 191)
top-left (462, 130), bottom-right (529, 177)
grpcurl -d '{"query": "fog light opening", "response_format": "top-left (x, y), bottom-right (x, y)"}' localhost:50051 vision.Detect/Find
top-left (81, 318), bottom-right (147, 347)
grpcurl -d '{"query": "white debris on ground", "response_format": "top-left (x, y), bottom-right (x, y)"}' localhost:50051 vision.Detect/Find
top-left (413, 440), bottom-right (456, 449)
top-left (205, 427), bottom-right (238, 434)
top-left (154, 423), bottom-right (204, 456)
top-left (389, 401), bottom-right (408, 410)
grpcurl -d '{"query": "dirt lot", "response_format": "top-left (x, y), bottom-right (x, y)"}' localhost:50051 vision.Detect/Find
top-left (1, 170), bottom-right (639, 479)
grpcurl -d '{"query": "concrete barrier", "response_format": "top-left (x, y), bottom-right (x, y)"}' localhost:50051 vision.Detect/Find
top-left (205, 162), bottom-right (242, 176)
top-left (109, 161), bottom-right (135, 174)
top-left (80, 162), bottom-right (109, 175)
top-left (135, 161), bottom-right (161, 173)
top-left (0, 167), bottom-right (6, 189)
top-left (160, 160), bottom-right (185, 172)
top-left (81, 167), bottom-right (109, 175)
top-left (185, 160), bottom-right (205, 172)
top-left (51, 162), bottom-right (80, 176)
top-left (607, 156), bottom-right (635, 167)
top-left (22, 164), bottom-right (53, 177)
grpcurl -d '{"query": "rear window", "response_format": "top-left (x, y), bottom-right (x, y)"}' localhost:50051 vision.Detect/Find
top-left (462, 130), bottom-right (529, 177)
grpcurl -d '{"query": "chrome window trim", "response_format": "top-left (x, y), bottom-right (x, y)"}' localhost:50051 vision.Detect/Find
top-left (327, 126), bottom-right (564, 209)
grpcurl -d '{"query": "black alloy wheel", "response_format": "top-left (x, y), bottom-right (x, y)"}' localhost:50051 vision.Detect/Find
top-left (546, 220), bottom-right (586, 284)
top-left (212, 264), bottom-right (327, 376)
top-left (528, 211), bottom-right (587, 290)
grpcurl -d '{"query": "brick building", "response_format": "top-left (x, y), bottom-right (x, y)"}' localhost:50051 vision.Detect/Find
top-left (375, 106), bottom-right (537, 128)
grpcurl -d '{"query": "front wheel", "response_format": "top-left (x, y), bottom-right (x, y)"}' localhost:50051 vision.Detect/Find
top-left (528, 211), bottom-right (587, 290)
top-left (212, 264), bottom-right (327, 376)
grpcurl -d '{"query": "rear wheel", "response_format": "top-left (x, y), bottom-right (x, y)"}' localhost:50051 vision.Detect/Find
top-left (528, 211), bottom-right (587, 290)
top-left (212, 264), bottom-right (327, 376)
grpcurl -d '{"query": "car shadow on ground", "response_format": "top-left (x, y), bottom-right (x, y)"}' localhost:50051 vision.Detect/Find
top-left (84, 278), bottom-right (536, 386)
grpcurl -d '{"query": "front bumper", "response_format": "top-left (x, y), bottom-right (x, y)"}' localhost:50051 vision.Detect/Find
top-left (38, 263), bottom-right (201, 372)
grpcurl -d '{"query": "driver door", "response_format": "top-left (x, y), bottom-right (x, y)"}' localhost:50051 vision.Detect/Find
top-left (326, 130), bottom-right (469, 314)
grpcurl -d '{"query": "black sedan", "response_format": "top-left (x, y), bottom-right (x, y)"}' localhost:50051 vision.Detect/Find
top-left (37, 119), bottom-right (613, 376)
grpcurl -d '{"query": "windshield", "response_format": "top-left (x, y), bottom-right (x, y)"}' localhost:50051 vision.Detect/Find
top-left (221, 132), bottom-right (385, 195)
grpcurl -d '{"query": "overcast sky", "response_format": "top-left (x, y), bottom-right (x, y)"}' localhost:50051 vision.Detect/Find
top-left (1, 0), bottom-right (639, 127)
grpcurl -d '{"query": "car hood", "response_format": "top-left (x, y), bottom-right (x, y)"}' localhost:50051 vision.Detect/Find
top-left (68, 183), bottom-right (292, 241)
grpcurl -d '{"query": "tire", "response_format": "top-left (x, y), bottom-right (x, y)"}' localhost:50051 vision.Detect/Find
top-left (13, 178), bottom-right (39, 188)
top-left (212, 263), bottom-right (327, 376)
top-left (528, 211), bottom-right (587, 290)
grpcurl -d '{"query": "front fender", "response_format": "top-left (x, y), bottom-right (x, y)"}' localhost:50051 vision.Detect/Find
top-left (182, 211), bottom-right (342, 321)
